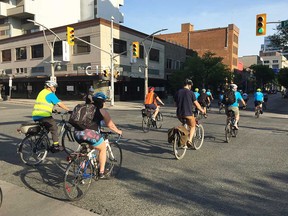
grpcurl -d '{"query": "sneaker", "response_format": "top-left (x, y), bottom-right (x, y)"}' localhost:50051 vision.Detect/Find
top-left (50, 145), bottom-right (63, 153)
top-left (260, 110), bottom-right (263, 114)
top-left (186, 141), bottom-right (193, 148)
top-left (99, 172), bottom-right (109, 179)
top-left (233, 123), bottom-right (239, 130)
top-left (151, 116), bottom-right (156, 121)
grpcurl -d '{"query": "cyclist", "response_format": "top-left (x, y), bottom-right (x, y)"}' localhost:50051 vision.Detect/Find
top-left (32, 80), bottom-right (70, 153)
top-left (198, 89), bottom-right (210, 117)
top-left (254, 88), bottom-right (264, 114)
top-left (193, 88), bottom-right (200, 100)
top-left (144, 87), bottom-right (165, 121)
top-left (74, 92), bottom-right (122, 179)
top-left (242, 92), bottom-right (249, 104)
top-left (225, 84), bottom-right (246, 130)
top-left (174, 79), bottom-right (206, 147)
top-left (218, 90), bottom-right (225, 109)
top-left (84, 86), bottom-right (95, 104)
top-left (206, 89), bottom-right (214, 110)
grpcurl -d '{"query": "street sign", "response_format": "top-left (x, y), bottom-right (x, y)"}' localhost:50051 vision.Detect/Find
top-left (281, 20), bottom-right (288, 28)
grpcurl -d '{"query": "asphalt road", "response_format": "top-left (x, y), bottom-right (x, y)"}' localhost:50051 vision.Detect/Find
top-left (0, 93), bottom-right (288, 216)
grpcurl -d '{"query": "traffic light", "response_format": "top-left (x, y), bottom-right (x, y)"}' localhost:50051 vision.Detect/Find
top-left (67, 26), bottom-right (75, 45)
top-left (114, 71), bottom-right (120, 78)
top-left (132, 41), bottom-right (139, 58)
top-left (103, 70), bottom-right (109, 77)
top-left (256, 14), bottom-right (267, 36)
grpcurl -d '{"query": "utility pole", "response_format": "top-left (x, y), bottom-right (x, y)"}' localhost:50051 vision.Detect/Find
top-left (110, 16), bottom-right (115, 106)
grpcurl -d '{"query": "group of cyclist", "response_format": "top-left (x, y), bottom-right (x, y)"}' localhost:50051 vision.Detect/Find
top-left (32, 80), bottom-right (122, 178)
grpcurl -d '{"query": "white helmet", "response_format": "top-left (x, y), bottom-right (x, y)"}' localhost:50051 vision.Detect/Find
top-left (45, 80), bottom-right (58, 88)
top-left (230, 84), bottom-right (238, 91)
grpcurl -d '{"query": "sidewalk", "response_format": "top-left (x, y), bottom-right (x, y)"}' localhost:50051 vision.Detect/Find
top-left (0, 180), bottom-right (99, 216)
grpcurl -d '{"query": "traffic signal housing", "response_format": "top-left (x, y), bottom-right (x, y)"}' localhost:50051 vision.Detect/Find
top-left (114, 71), bottom-right (120, 78)
top-left (132, 41), bottom-right (139, 58)
top-left (256, 14), bottom-right (266, 36)
top-left (103, 70), bottom-right (109, 77)
top-left (67, 26), bottom-right (75, 45)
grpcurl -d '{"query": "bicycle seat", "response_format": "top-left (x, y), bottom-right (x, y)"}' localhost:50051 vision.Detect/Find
top-left (179, 118), bottom-right (188, 125)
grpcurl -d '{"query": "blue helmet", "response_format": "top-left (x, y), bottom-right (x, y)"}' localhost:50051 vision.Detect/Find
top-left (93, 92), bottom-right (108, 101)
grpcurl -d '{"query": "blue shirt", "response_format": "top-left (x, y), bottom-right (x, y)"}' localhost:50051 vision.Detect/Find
top-left (254, 92), bottom-right (264, 102)
top-left (219, 94), bottom-right (224, 101)
top-left (194, 92), bottom-right (200, 100)
top-left (230, 91), bottom-right (243, 107)
top-left (206, 92), bottom-right (212, 97)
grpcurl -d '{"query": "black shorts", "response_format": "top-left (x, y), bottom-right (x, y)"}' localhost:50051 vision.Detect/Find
top-left (145, 104), bottom-right (157, 110)
top-left (254, 101), bottom-right (262, 107)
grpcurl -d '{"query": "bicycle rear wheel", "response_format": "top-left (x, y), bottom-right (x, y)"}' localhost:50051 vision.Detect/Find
top-left (142, 116), bottom-right (151, 133)
top-left (18, 134), bottom-right (48, 166)
top-left (173, 133), bottom-right (187, 160)
top-left (105, 142), bottom-right (122, 178)
top-left (0, 187), bottom-right (2, 208)
top-left (192, 124), bottom-right (204, 150)
top-left (63, 156), bottom-right (93, 201)
top-left (62, 127), bottom-right (81, 155)
top-left (225, 123), bottom-right (232, 143)
top-left (155, 112), bottom-right (163, 129)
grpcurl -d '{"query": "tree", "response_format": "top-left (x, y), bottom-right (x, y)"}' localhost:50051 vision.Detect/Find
top-left (268, 23), bottom-right (288, 53)
top-left (168, 52), bottom-right (231, 94)
top-left (249, 64), bottom-right (275, 88)
top-left (277, 67), bottom-right (288, 88)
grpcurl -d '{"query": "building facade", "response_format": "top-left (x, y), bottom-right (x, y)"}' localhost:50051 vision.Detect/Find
top-left (156, 23), bottom-right (240, 71)
top-left (0, 0), bottom-right (124, 40)
top-left (0, 18), bottom-right (169, 100)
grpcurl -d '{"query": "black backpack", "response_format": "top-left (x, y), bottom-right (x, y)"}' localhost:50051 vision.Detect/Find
top-left (198, 92), bottom-right (207, 106)
top-left (222, 90), bottom-right (236, 105)
top-left (68, 104), bottom-right (97, 130)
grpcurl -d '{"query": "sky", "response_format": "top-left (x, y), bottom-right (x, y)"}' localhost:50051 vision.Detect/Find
top-left (120, 0), bottom-right (288, 57)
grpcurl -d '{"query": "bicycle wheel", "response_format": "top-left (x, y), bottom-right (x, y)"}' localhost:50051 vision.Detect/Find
top-left (142, 116), bottom-right (151, 133)
top-left (155, 112), bottom-right (163, 129)
top-left (63, 156), bottom-right (93, 201)
top-left (225, 123), bottom-right (232, 143)
top-left (18, 134), bottom-right (48, 166)
top-left (105, 142), bottom-right (123, 178)
top-left (0, 187), bottom-right (2, 208)
top-left (192, 124), bottom-right (204, 150)
top-left (173, 132), bottom-right (187, 160)
top-left (62, 127), bottom-right (81, 155)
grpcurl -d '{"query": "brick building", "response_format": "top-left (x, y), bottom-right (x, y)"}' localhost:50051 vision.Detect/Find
top-left (156, 23), bottom-right (240, 71)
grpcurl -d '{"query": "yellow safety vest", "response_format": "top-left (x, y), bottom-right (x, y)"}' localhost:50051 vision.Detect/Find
top-left (32, 89), bottom-right (54, 118)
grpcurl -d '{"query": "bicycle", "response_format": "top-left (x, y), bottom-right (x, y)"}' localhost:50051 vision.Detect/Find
top-left (0, 186), bottom-right (2, 208)
top-left (218, 102), bottom-right (225, 114)
top-left (255, 103), bottom-right (263, 118)
top-left (173, 115), bottom-right (205, 160)
top-left (225, 110), bottom-right (238, 143)
top-left (63, 131), bottom-right (122, 201)
top-left (17, 112), bottom-right (79, 166)
top-left (141, 108), bottom-right (163, 133)
top-left (54, 111), bottom-right (81, 154)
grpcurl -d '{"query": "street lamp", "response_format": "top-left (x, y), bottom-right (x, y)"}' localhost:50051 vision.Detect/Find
top-left (141, 28), bottom-right (168, 99)
top-left (27, 19), bottom-right (61, 82)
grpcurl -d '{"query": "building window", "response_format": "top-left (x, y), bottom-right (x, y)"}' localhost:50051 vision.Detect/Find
top-left (233, 46), bottom-right (238, 55)
top-left (139, 45), bottom-right (144, 59)
top-left (149, 69), bottom-right (160, 75)
top-left (31, 66), bottom-right (44, 73)
top-left (149, 48), bottom-right (159, 62)
top-left (272, 60), bottom-right (278, 63)
top-left (264, 60), bottom-right (269, 64)
top-left (74, 36), bottom-right (91, 54)
top-left (53, 41), bottom-right (63, 56)
top-left (113, 38), bottom-right (127, 56)
top-left (272, 64), bottom-right (279, 69)
top-left (31, 44), bottom-right (44, 58)
top-left (2, 49), bottom-right (11, 62)
top-left (233, 34), bottom-right (238, 44)
top-left (233, 57), bottom-right (237, 66)
top-left (16, 47), bottom-right (27, 60)
top-left (166, 58), bottom-right (172, 69)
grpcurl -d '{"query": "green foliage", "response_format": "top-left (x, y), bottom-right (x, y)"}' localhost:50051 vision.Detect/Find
top-left (268, 23), bottom-right (288, 53)
top-left (249, 64), bottom-right (275, 87)
top-left (168, 51), bottom-right (231, 94)
top-left (277, 67), bottom-right (288, 88)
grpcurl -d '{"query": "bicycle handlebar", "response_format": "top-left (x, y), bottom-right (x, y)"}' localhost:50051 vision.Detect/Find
top-left (52, 110), bottom-right (72, 115)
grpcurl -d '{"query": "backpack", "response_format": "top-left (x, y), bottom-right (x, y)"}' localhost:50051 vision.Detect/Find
top-left (68, 104), bottom-right (97, 130)
top-left (222, 90), bottom-right (236, 105)
top-left (198, 93), bottom-right (207, 106)
top-left (168, 126), bottom-right (189, 147)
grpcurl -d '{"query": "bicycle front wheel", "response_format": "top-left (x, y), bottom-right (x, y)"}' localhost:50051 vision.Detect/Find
top-left (156, 112), bottom-right (163, 129)
top-left (105, 142), bottom-right (123, 178)
top-left (225, 123), bottom-right (232, 143)
top-left (0, 187), bottom-right (2, 208)
top-left (173, 133), bottom-right (187, 160)
top-left (192, 124), bottom-right (204, 150)
top-left (62, 127), bottom-right (81, 155)
top-left (63, 156), bottom-right (93, 201)
top-left (142, 116), bottom-right (151, 133)
top-left (18, 134), bottom-right (48, 166)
